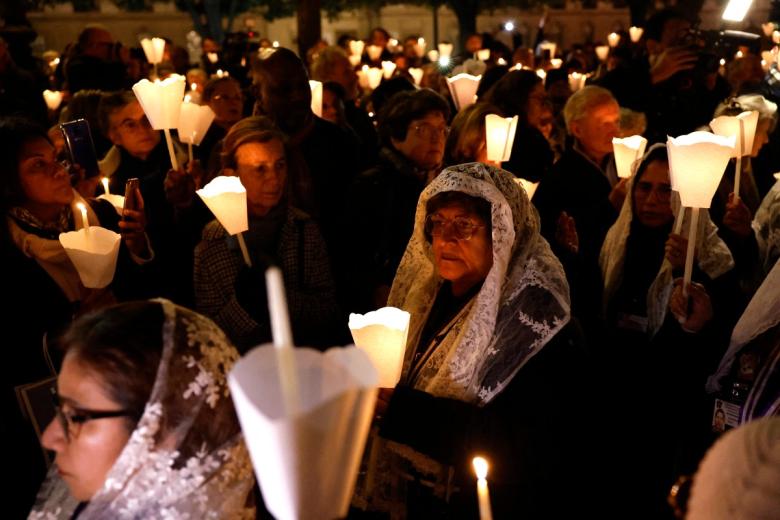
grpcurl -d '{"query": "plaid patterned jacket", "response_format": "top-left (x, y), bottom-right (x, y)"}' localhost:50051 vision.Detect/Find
top-left (194, 207), bottom-right (340, 350)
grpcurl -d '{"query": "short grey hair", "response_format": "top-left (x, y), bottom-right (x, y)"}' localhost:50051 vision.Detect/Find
top-left (563, 85), bottom-right (618, 133)
top-left (310, 46), bottom-right (350, 82)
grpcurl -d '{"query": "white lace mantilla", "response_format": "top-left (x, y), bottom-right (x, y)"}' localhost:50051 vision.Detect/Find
top-left (388, 162), bottom-right (571, 405)
top-left (29, 300), bottom-right (255, 519)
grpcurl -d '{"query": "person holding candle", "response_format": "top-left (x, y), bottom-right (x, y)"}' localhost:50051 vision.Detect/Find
top-left (598, 144), bottom-right (740, 516)
top-left (442, 102), bottom-right (503, 167)
top-left (193, 116), bottom-right (342, 351)
top-left (30, 299), bottom-right (256, 518)
top-left (97, 90), bottom-right (206, 305)
top-left (481, 69), bottom-right (554, 184)
top-left (0, 116), bottom-right (153, 517)
top-left (359, 162), bottom-right (595, 518)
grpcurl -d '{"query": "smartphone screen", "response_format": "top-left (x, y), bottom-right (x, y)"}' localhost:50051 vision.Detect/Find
top-left (123, 178), bottom-right (139, 219)
top-left (60, 119), bottom-right (100, 179)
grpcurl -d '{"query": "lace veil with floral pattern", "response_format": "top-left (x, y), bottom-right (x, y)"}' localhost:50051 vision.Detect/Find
top-left (600, 144), bottom-right (735, 337)
top-left (29, 299), bottom-right (255, 520)
top-left (388, 162), bottom-right (570, 405)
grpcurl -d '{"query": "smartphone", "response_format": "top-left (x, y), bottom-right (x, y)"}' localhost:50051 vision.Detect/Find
top-left (60, 119), bottom-right (100, 179)
top-left (123, 178), bottom-right (140, 219)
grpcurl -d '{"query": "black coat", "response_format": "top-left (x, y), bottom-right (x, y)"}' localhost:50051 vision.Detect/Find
top-left (379, 322), bottom-right (603, 519)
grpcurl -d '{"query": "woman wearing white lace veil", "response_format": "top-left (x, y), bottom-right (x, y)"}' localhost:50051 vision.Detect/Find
top-left (598, 144), bottom-right (743, 518)
top-left (361, 162), bottom-right (596, 518)
top-left (600, 143), bottom-right (735, 338)
top-left (30, 299), bottom-right (255, 519)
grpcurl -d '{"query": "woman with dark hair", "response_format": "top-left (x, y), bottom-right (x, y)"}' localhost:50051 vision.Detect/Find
top-left (598, 144), bottom-right (740, 517)
top-left (482, 69), bottom-right (553, 183)
top-left (356, 162), bottom-right (595, 518)
top-left (0, 116), bottom-right (152, 517)
top-left (193, 116), bottom-right (341, 351)
top-left (31, 299), bottom-right (256, 518)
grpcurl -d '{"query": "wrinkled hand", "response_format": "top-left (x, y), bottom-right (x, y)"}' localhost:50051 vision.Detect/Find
top-left (665, 233), bottom-right (692, 270)
top-left (375, 388), bottom-right (394, 419)
top-left (609, 178), bottom-right (629, 211)
top-left (669, 278), bottom-right (713, 333)
top-left (555, 211), bottom-right (579, 255)
top-left (722, 192), bottom-right (752, 238)
top-left (71, 164), bottom-right (100, 199)
top-left (650, 47), bottom-right (698, 84)
top-left (118, 186), bottom-right (149, 258)
top-left (164, 166), bottom-right (197, 209)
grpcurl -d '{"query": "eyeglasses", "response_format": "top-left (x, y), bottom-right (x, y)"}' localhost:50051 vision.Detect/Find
top-left (50, 388), bottom-right (135, 442)
top-left (635, 181), bottom-right (672, 202)
top-left (412, 123), bottom-right (449, 141)
top-left (24, 158), bottom-right (71, 177)
top-left (424, 213), bottom-right (484, 241)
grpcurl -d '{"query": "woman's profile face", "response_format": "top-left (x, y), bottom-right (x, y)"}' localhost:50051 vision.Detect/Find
top-left (41, 354), bottom-right (132, 501)
top-left (430, 203), bottom-right (493, 295)
top-left (633, 159), bottom-right (673, 228)
top-left (234, 139), bottom-right (287, 217)
top-left (18, 137), bottom-right (73, 211)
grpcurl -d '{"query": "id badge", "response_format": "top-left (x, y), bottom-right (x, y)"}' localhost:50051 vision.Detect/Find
top-left (712, 398), bottom-right (741, 433)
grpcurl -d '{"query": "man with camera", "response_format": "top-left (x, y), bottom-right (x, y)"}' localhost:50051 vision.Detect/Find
top-left (64, 24), bottom-right (130, 94)
top-left (596, 9), bottom-right (730, 143)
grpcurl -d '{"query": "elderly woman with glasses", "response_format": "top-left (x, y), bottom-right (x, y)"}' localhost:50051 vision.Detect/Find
top-left (357, 162), bottom-right (597, 518)
top-left (32, 300), bottom-right (256, 518)
top-left (0, 116), bottom-right (153, 517)
top-left (193, 116), bottom-right (341, 351)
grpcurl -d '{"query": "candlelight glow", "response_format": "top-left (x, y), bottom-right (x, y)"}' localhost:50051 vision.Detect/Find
top-left (550, 58), bottom-right (563, 69)
top-left (196, 176), bottom-right (248, 235)
top-left (140, 37), bottom-right (166, 65)
top-left (473, 457), bottom-right (489, 479)
top-left (629, 26), bottom-right (644, 42)
top-left (427, 50), bottom-right (440, 62)
top-left (309, 80), bottom-right (323, 117)
top-left (438, 42), bottom-right (453, 58)
top-left (42, 90), bottom-right (63, 111)
top-left (381, 61), bottom-right (396, 79)
top-left (367, 45), bottom-right (382, 62)
top-left (722, 0), bottom-right (754, 22)
top-left (667, 131), bottom-right (736, 208)
top-left (596, 45), bottom-right (609, 62)
top-left (613, 135), bottom-right (648, 179)
top-left (348, 54), bottom-right (362, 67)
top-left (178, 102), bottom-right (216, 145)
top-left (409, 67), bottom-right (423, 86)
top-left (485, 114), bottom-right (518, 162)
top-left (366, 67), bottom-right (383, 90)
top-left (132, 74), bottom-right (186, 129)
top-left (446, 73), bottom-right (482, 111)
top-left (710, 110), bottom-right (759, 157)
top-left (207, 52), bottom-right (218, 63)
top-left (348, 307), bottom-right (411, 388)
top-left (477, 49), bottom-right (491, 61)
top-left (608, 32), bottom-right (620, 47)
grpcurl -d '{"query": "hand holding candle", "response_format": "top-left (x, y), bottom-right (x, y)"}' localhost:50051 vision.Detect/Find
top-left (473, 457), bottom-right (493, 520)
top-left (132, 74), bottom-right (186, 171)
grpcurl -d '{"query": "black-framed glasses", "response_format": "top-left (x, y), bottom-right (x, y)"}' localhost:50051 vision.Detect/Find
top-left (50, 388), bottom-right (135, 442)
top-left (424, 213), bottom-right (484, 241)
top-left (412, 123), bottom-right (449, 141)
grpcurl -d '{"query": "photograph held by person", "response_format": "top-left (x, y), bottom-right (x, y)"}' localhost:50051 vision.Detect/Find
top-left (194, 116), bottom-right (341, 352)
top-left (346, 88), bottom-right (450, 312)
top-left (598, 144), bottom-right (739, 518)
top-left (30, 300), bottom-right (256, 519)
top-left (357, 163), bottom-right (596, 518)
top-left (0, 117), bottom-right (152, 517)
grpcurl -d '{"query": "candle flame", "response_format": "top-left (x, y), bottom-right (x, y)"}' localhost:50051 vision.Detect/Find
top-left (102, 177), bottom-right (109, 194)
top-left (76, 202), bottom-right (86, 212)
top-left (472, 456), bottom-right (489, 479)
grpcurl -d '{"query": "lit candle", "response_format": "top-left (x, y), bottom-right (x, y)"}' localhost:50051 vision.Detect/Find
top-left (472, 457), bottom-right (493, 520)
top-left (596, 45), bottom-right (610, 62)
top-left (608, 32), bottom-right (620, 47)
top-left (629, 26), bottom-right (644, 43)
top-left (77, 202), bottom-right (89, 231)
top-left (773, 31), bottom-right (780, 44)
top-left (550, 58), bottom-right (563, 69)
top-left (102, 177), bottom-right (110, 195)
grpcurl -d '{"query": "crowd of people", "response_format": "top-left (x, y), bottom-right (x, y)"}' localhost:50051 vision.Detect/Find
top-left (2, 6), bottom-right (780, 519)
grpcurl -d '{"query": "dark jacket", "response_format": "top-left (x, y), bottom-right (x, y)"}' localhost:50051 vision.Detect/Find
top-left (379, 322), bottom-right (601, 519)
top-left (344, 146), bottom-right (428, 312)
